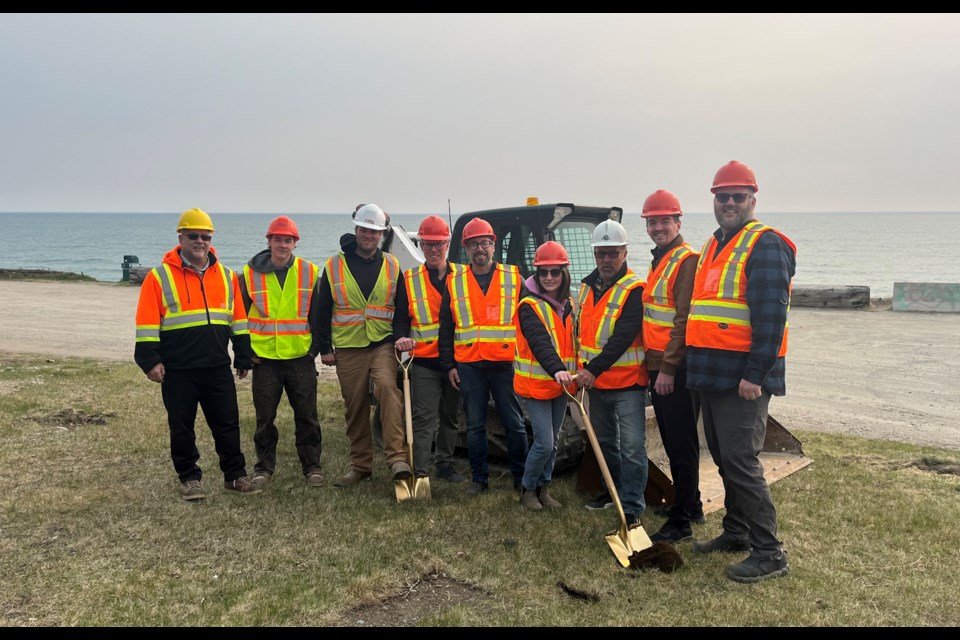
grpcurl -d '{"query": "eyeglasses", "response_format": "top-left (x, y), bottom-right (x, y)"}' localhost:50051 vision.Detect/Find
top-left (537, 267), bottom-right (563, 278)
top-left (593, 249), bottom-right (623, 260)
top-left (421, 241), bottom-right (448, 252)
top-left (715, 193), bottom-right (752, 204)
top-left (185, 233), bottom-right (213, 241)
top-left (466, 240), bottom-right (494, 250)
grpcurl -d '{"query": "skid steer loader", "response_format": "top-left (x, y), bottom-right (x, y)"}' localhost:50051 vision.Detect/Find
top-left (378, 200), bottom-right (811, 514)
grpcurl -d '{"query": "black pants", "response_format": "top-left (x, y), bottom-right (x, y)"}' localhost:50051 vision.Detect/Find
top-left (649, 368), bottom-right (703, 524)
top-left (251, 355), bottom-right (323, 476)
top-left (161, 366), bottom-right (248, 483)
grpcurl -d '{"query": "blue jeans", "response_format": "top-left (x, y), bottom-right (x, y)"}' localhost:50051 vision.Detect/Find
top-left (457, 363), bottom-right (529, 484)
top-left (586, 386), bottom-right (648, 516)
top-left (521, 395), bottom-right (567, 491)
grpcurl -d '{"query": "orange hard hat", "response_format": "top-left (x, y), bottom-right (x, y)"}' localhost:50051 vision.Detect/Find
top-left (461, 217), bottom-right (496, 245)
top-left (533, 241), bottom-right (569, 266)
top-left (266, 215), bottom-right (300, 240)
top-left (641, 189), bottom-right (683, 218)
top-left (711, 160), bottom-right (758, 194)
top-left (417, 215), bottom-right (450, 242)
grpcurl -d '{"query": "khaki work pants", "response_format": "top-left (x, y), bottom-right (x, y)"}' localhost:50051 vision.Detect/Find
top-left (335, 342), bottom-right (406, 473)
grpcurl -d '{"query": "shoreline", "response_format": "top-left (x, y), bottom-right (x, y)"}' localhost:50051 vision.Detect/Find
top-left (0, 279), bottom-right (956, 452)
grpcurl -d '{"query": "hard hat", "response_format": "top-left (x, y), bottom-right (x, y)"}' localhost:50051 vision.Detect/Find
top-left (461, 217), bottom-right (496, 245)
top-left (591, 219), bottom-right (628, 247)
top-left (176, 208), bottom-right (215, 232)
top-left (533, 241), bottom-right (569, 266)
top-left (353, 203), bottom-right (389, 231)
top-left (266, 215), bottom-right (300, 240)
top-left (711, 160), bottom-right (759, 194)
top-left (641, 189), bottom-right (683, 218)
top-left (417, 215), bottom-right (450, 242)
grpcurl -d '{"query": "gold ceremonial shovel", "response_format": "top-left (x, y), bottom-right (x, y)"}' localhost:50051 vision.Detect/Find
top-left (395, 351), bottom-right (431, 502)
top-left (563, 379), bottom-right (652, 567)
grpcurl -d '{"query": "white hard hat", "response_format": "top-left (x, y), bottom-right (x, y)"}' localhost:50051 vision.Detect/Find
top-left (591, 219), bottom-right (629, 247)
top-left (354, 203), bottom-right (389, 231)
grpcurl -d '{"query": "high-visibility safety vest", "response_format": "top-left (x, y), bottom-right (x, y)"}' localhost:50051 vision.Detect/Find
top-left (449, 263), bottom-right (521, 363)
top-left (687, 220), bottom-right (796, 355)
top-left (324, 252), bottom-right (400, 348)
top-left (243, 257), bottom-right (319, 359)
top-left (513, 297), bottom-right (575, 400)
top-left (135, 257), bottom-right (248, 343)
top-left (641, 243), bottom-right (698, 352)
top-left (404, 262), bottom-right (459, 359)
top-left (577, 270), bottom-right (648, 389)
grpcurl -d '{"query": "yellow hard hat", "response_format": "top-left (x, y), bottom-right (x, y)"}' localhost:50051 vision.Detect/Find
top-left (177, 208), bottom-right (215, 232)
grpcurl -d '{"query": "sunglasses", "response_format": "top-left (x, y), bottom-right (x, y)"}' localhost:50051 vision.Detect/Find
top-left (537, 267), bottom-right (563, 278)
top-left (185, 233), bottom-right (213, 241)
top-left (715, 193), bottom-right (752, 204)
top-left (593, 249), bottom-right (623, 260)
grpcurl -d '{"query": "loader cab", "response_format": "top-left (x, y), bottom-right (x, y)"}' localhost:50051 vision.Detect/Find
top-left (450, 202), bottom-right (623, 297)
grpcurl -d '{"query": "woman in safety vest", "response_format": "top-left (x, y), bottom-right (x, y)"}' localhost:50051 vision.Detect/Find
top-left (514, 241), bottom-right (576, 511)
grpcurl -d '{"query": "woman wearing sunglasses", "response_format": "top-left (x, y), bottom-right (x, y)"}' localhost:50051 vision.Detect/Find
top-left (513, 241), bottom-right (577, 511)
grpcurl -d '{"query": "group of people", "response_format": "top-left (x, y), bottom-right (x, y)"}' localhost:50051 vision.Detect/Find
top-left (134, 159), bottom-right (796, 584)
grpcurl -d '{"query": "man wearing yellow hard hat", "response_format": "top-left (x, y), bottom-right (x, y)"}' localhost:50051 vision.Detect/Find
top-left (135, 208), bottom-right (261, 500)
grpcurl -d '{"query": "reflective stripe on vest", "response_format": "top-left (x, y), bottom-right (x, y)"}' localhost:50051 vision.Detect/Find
top-left (513, 297), bottom-right (575, 400)
top-left (577, 270), bottom-right (647, 389)
top-left (641, 244), bottom-right (697, 352)
top-left (405, 263), bottom-right (459, 359)
top-left (450, 263), bottom-right (520, 363)
top-left (244, 257), bottom-right (318, 359)
top-left (152, 262), bottom-right (239, 332)
top-left (687, 221), bottom-right (793, 355)
top-left (325, 252), bottom-right (400, 348)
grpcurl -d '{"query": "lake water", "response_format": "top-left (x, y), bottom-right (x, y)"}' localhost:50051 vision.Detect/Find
top-left (1, 210), bottom-right (957, 299)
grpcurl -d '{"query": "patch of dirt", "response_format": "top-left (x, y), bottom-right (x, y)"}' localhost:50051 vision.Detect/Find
top-left (912, 457), bottom-right (960, 476)
top-left (37, 408), bottom-right (116, 429)
top-left (329, 571), bottom-right (493, 627)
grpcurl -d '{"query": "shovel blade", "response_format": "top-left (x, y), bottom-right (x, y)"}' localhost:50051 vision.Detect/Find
top-left (395, 478), bottom-right (415, 502)
top-left (413, 476), bottom-right (432, 500)
top-left (605, 524), bottom-right (653, 568)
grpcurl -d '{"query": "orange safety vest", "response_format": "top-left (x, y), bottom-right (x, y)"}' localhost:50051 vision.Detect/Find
top-left (686, 221), bottom-right (795, 355)
top-left (513, 297), bottom-right (575, 400)
top-left (577, 270), bottom-right (648, 389)
top-left (641, 243), bottom-right (698, 352)
top-left (448, 263), bottom-right (521, 363)
top-left (404, 262), bottom-right (459, 359)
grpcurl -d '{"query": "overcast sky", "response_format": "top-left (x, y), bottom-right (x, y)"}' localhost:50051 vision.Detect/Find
top-left (2, 13), bottom-right (958, 215)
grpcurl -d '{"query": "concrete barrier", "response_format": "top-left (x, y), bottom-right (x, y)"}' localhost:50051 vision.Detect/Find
top-left (892, 282), bottom-right (960, 313)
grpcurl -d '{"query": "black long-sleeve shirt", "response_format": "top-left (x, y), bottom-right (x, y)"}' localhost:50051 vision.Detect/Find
top-left (579, 263), bottom-right (645, 385)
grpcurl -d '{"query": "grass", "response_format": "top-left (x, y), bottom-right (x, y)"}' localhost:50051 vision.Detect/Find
top-left (1, 351), bottom-right (959, 626)
top-left (0, 268), bottom-right (96, 282)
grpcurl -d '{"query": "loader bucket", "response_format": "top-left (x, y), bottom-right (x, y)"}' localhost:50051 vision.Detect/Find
top-left (577, 406), bottom-right (813, 517)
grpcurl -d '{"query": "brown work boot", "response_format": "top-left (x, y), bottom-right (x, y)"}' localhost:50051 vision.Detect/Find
top-left (520, 488), bottom-right (543, 511)
top-left (537, 485), bottom-right (562, 509)
top-left (250, 471), bottom-right (272, 490)
top-left (333, 469), bottom-right (372, 487)
top-left (305, 471), bottom-right (326, 487)
top-left (223, 476), bottom-right (262, 495)
top-left (179, 479), bottom-right (206, 501)
top-left (390, 460), bottom-right (413, 481)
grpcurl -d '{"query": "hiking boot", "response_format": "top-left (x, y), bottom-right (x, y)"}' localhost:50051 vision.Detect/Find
top-left (650, 520), bottom-right (694, 544)
top-left (692, 508), bottom-right (706, 525)
top-left (520, 488), bottom-right (543, 511)
top-left (692, 533), bottom-right (751, 554)
top-left (654, 505), bottom-right (706, 524)
top-left (625, 513), bottom-right (643, 527)
top-left (179, 479), bottom-right (206, 501)
top-left (585, 491), bottom-right (614, 511)
top-left (333, 469), bottom-right (372, 487)
top-left (224, 476), bottom-right (262, 495)
top-left (466, 481), bottom-right (489, 496)
top-left (435, 463), bottom-right (467, 483)
top-left (305, 471), bottom-right (326, 487)
top-left (250, 471), bottom-right (272, 490)
top-left (726, 550), bottom-right (789, 583)
top-left (390, 460), bottom-right (413, 481)
top-left (537, 486), bottom-right (562, 509)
